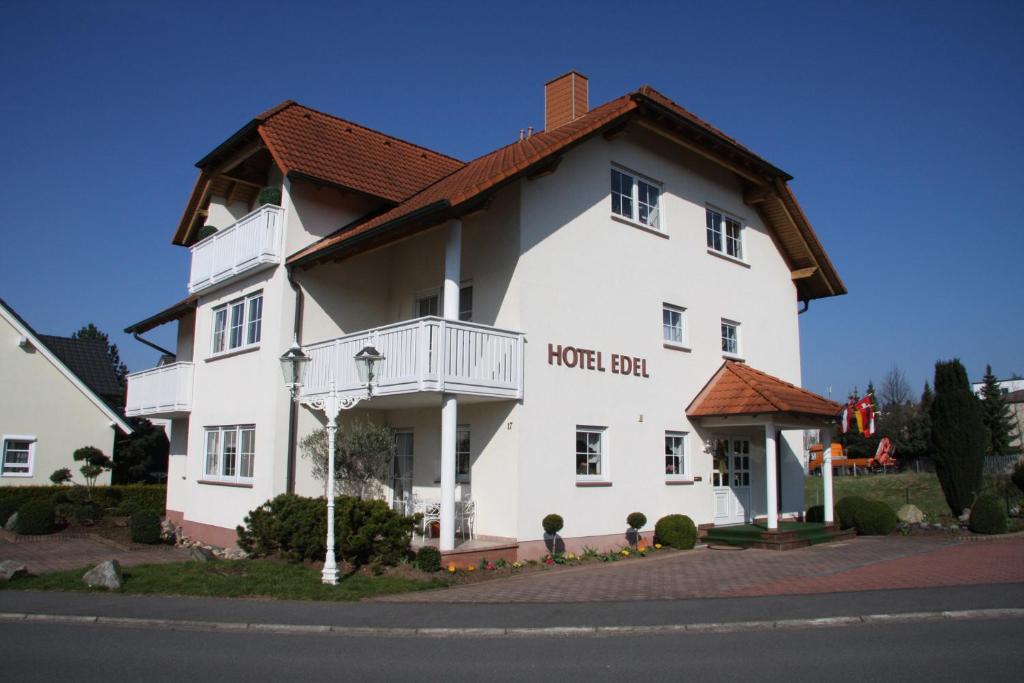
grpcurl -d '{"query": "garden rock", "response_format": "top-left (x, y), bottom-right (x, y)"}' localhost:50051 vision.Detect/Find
top-left (958, 508), bottom-right (971, 523)
top-left (0, 560), bottom-right (28, 581)
top-left (897, 504), bottom-right (925, 524)
top-left (4, 512), bottom-right (17, 531)
top-left (160, 519), bottom-right (178, 542)
top-left (82, 560), bottom-right (122, 590)
top-left (189, 546), bottom-right (217, 562)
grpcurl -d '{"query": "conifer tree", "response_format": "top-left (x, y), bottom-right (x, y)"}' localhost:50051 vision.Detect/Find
top-left (930, 360), bottom-right (986, 515)
top-left (978, 365), bottom-right (1016, 456)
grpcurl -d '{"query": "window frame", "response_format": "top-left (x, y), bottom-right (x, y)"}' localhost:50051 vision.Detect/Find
top-left (1, 435), bottom-right (36, 478)
top-left (721, 319), bottom-right (742, 359)
top-left (202, 425), bottom-right (255, 484)
top-left (705, 206), bottom-right (746, 262)
top-left (662, 303), bottom-right (688, 349)
top-left (664, 431), bottom-right (690, 481)
top-left (575, 425), bottom-right (608, 482)
top-left (414, 283), bottom-right (474, 320)
top-left (456, 424), bottom-right (471, 482)
top-left (610, 165), bottom-right (664, 232)
top-left (210, 291), bottom-right (263, 357)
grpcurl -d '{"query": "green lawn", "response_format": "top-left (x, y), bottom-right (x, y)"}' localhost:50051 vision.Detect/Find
top-left (0, 560), bottom-right (448, 601)
top-left (805, 472), bottom-right (954, 523)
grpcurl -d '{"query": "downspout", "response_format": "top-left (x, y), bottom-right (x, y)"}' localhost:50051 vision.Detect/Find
top-left (131, 332), bottom-right (175, 358)
top-left (285, 265), bottom-right (304, 494)
top-left (797, 299), bottom-right (810, 315)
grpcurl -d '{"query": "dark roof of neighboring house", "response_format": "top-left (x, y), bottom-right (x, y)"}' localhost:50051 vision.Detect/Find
top-left (286, 85), bottom-right (845, 301)
top-left (172, 101), bottom-right (465, 245)
top-left (37, 335), bottom-right (124, 400)
top-left (1005, 389), bottom-right (1024, 404)
top-left (687, 361), bottom-right (842, 419)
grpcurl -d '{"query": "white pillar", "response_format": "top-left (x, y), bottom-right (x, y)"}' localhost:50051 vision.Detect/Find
top-left (765, 421), bottom-right (778, 530)
top-left (439, 219), bottom-right (462, 552)
top-left (822, 427), bottom-right (835, 525)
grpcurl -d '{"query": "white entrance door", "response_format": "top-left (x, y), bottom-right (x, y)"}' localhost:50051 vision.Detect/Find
top-left (391, 430), bottom-right (414, 514)
top-left (712, 438), bottom-right (751, 525)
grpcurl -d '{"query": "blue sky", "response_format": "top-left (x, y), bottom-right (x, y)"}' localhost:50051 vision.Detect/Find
top-left (1, 0), bottom-right (1021, 399)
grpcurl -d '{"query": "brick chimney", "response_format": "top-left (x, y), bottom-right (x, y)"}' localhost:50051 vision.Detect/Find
top-left (544, 71), bottom-right (589, 131)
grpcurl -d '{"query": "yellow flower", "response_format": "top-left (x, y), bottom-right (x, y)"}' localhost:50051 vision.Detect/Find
top-left (621, 549), bottom-right (630, 557)
top-left (654, 544), bottom-right (662, 549)
top-left (467, 565), bottom-right (476, 572)
top-left (447, 563), bottom-right (456, 573)
top-left (566, 552), bottom-right (576, 560)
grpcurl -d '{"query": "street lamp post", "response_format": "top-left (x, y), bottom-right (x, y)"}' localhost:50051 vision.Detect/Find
top-left (280, 340), bottom-right (384, 585)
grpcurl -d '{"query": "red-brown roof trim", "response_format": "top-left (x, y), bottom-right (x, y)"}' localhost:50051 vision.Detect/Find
top-left (687, 361), bottom-right (842, 419)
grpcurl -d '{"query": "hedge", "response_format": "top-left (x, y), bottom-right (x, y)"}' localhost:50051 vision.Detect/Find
top-left (0, 485), bottom-right (166, 526)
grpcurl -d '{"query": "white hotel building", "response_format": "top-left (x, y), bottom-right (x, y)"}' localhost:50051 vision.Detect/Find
top-left (125, 73), bottom-right (846, 560)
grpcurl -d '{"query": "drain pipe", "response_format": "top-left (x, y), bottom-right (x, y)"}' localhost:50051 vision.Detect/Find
top-left (285, 266), bottom-right (305, 494)
top-left (131, 332), bottom-right (175, 358)
top-left (798, 299), bottom-right (810, 315)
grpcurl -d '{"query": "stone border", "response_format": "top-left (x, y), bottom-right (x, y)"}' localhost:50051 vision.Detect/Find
top-left (1, 608), bottom-right (1020, 639)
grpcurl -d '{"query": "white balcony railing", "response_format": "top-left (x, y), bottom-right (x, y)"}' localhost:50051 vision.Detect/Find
top-left (125, 362), bottom-right (194, 418)
top-left (302, 317), bottom-right (524, 401)
top-left (188, 204), bottom-right (285, 294)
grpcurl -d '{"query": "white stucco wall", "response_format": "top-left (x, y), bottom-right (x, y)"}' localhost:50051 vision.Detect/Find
top-left (0, 314), bottom-right (117, 486)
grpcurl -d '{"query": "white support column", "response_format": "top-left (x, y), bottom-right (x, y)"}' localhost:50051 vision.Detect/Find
top-left (822, 427), bottom-right (835, 525)
top-left (439, 219), bottom-right (462, 552)
top-left (765, 420), bottom-right (778, 530)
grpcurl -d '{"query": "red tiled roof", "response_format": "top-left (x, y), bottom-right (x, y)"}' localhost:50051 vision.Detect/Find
top-left (687, 361), bottom-right (841, 419)
top-left (258, 103), bottom-right (464, 203)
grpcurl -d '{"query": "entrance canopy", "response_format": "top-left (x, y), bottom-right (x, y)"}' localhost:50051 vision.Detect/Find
top-left (687, 361), bottom-right (840, 427)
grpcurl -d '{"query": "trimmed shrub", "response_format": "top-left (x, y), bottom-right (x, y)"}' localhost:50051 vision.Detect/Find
top-left (236, 494), bottom-right (413, 566)
top-left (542, 514), bottom-right (564, 535)
top-left (835, 496), bottom-right (870, 530)
top-left (805, 504), bottom-right (825, 523)
top-left (415, 546), bottom-right (442, 573)
top-left (16, 500), bottom-right (56, 535)
top-left (0, 486), bottom-right (164, 525)
top-left (129, 510), bottom-right (162, 544)
top-left (626, 512), bottom-right (647, 530)
top-left (1012, 460), bottom-right (1024, 495)
top-left (854, 500), bottom-right (898, 535)
top-left (970, 495), bottom-right (1007, 535)
top-left (197, 225), bottom-right (217, 240)
top-left (258, 186), bottom-right (282, 206)
top-left (654, 514), bottom-right (697, 549)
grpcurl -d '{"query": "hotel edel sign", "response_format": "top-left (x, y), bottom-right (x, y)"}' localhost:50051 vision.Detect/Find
top-left (547, 343), bottom-right (649, 378)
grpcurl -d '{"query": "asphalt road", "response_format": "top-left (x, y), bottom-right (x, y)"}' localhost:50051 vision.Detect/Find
top-left (2, 617), bottom-right (1021, 681)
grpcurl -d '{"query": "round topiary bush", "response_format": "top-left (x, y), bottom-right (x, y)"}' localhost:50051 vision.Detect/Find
top-left (258, 186), bottom-right (282, 206)
top-left (970, 495), bottom-right (1007, 535)
top-left (805, 504), bottom-right (825, 523)
top-left (853, 500), bottom-right (897, 535)
top-left (129, 510), bottom-right (162, 544)
top-left (415, 546), bottom-right (442, 573)
top-left (542, 513), bottom-right (564, 535)
top-left (654, 514), bottom-right (697, 549)
top-left (835, 496), bottom-right (870, 530)
top-left (626, 512), bottom-right (647, 530)
top-left (15, 499), bottom-right (56, 535)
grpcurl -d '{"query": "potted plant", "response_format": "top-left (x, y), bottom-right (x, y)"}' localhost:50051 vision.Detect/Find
top-left (258, 186), bottom-right (282, 206)
top-left (626, 511), bottom-right (647, 548)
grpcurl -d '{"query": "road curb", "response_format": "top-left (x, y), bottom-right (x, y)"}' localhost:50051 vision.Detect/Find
top-left (1, 607), bottom-right (1021, 638)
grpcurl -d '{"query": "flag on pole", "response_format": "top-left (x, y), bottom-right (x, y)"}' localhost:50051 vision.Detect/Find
top-left (853, 395), bottom-right (875, 437)
top-left (837, 403), bottom-right (850, 433)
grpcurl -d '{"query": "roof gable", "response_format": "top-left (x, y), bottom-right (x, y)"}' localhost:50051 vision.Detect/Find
top-left (37, 335), bottom-right (123, 401)
top-left (0, 298), bottom-right (132, 433)
top-left (687, 361), bottom-right (841, 419)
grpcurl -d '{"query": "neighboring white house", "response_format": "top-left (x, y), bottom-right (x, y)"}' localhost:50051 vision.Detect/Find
top-left (125, 72), bottom-right (846, 558)
top-left (1, 298), bottom-right (132, 486)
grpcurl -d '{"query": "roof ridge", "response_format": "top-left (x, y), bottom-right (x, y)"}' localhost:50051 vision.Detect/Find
top-left (270, 102), bottom-right (466, 166)
top-left (733, 362), bottom-right (839, 410)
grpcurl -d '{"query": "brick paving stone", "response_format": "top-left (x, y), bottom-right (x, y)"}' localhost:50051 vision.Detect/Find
top-left (374, 536), bottom-right (1024, 604)
top-left (0, 534), bottom-right (190, 574)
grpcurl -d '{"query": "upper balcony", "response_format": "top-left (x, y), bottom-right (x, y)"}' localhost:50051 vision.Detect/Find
top-left (125, 362), bottom-right (194, 419)
top-left (188, 204), bottom-right (285, 295)
top-left (301, 317), bottom-right (524, 404)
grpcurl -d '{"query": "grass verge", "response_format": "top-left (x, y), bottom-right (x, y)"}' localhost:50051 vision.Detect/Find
top-left (0, 560), bottom-right (448, 601)
top-left (805, 472), bottom-right (953, 523)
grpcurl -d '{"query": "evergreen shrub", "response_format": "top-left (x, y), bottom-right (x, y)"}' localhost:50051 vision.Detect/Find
top-left (15, 499), bottom-right (56, 535)
top-left (129, 510), bottom-right (162, 544)
top-left (853, 500), bottom-right (897, 535)
top-left (969, 495), bottom-right (1007, 535)
top-left (835, 496), bottom-right (870, 530)
top-left (654, 514), bottom-right (697, 549)
top-left (626, 512), bottom-right (647, 530)
top-left (415, 546), bottom-right (442, 573)
top-left (542, 514), bottom-right (564, 535)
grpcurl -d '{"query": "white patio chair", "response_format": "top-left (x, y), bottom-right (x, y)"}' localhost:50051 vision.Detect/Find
top-left (420, 501), bottom-right (441, 539)
top-left (457, 499), bottom-right (476, 540)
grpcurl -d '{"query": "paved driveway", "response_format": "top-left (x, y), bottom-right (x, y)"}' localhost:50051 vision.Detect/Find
top-left (376, 535), bottom-right (1024, 603)
top-left (0, 531), bottom-right (190, 573)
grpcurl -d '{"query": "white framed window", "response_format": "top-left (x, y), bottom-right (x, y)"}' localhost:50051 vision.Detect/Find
top-left (211, 292), bottom-right (263, 356)
top-left (203, 425), bottom-right (255, 483)
top-left (456, 425), bottom-right (471, 482)
top-left (575, 426), bottom-right (607, 481)
top-left (1, 436), bottom-right (36, 477)
top-left (611, 167), bottom-right (661, 230)
top-left (721, 319), bottom-right (741, 358)
top-left (458, 285), bottom-right (473, 322)
top-left (665, 431), bottom-right (688, 478)
top-left (706, 207), bottom-right (744, 260)
top-left (415, 284), bottom-right (474, 320)
top-left (662, 304), bottom-right (687, 346)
